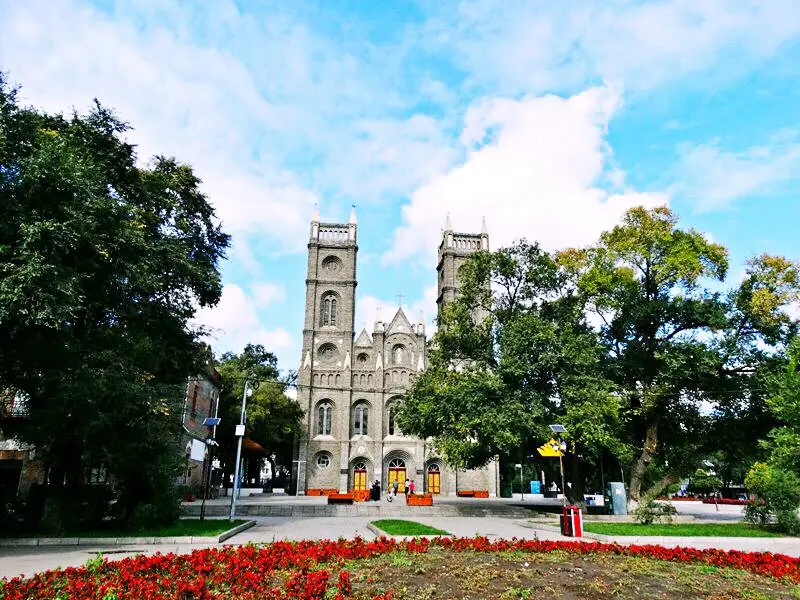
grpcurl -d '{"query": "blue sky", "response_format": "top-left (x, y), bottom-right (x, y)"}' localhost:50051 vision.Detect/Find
top-left (3, 0), bottom-right (800, 372)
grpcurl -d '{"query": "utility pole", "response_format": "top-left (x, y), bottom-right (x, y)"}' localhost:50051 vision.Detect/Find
top-left (229, 379), bottom-right (254, 520)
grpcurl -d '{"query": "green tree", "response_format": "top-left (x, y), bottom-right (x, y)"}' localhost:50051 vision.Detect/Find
top-left (399, 241), bottom-right (622, 501)
top-left (566, 206), bottom-right (799, 504)
top-left (215, 345), bottom-right (303, 486)
top-left (0, 75), bottom-right (229, 527)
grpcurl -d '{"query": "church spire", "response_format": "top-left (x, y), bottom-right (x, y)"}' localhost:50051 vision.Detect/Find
top-left (349, 204), bottom-right (357, 225)
top-left (481, 215), bottom-right (488, 235)
top-left (445, 212), bottom-right (453, 231)
top-left (312, 203), bottom-right (319, 222)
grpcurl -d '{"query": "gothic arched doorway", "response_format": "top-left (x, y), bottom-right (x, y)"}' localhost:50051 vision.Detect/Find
top-left (387, 457), bottom-right (406, 493)
top-left (352, 461), bottom-right (368, 491)
top-left (427, 463), bottom-right (441, 494)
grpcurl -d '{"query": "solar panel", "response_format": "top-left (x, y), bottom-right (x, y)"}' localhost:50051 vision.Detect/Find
top-left (549, 424), bottom-right (567, 433)
top-left (202, 417), bottom-right (222, 427)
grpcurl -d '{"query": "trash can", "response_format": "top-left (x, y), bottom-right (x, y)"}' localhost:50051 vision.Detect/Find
top-left (560, 505), bottom-right (583, 537)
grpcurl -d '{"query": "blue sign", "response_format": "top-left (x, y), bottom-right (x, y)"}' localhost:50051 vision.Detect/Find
top-left (530, 481), bottom-right (541, 494)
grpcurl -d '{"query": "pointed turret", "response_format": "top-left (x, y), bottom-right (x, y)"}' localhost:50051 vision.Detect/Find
top-left (481, 216), bottom-right (488, 235)
top-left (445, 212), bottom-right (453, 231)
top-left (349, 205), bottom-right (357, 224)
top-left (310, 204), bottom-right (320, 239)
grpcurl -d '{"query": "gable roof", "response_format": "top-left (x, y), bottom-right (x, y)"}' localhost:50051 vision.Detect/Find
top-left (354, 328), bottom-right (373, 347)
top-left (386, 308), bottom-right (413, 335)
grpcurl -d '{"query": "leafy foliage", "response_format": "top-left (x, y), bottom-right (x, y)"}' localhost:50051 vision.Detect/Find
top-left (0, 74), bottom-right (230, 527)
top-left (399, 241), bottom-right (622, 500)
top-left (400, 205), bottom-right (799, 507)
top-left (214, 344), bottom-right (303, 485)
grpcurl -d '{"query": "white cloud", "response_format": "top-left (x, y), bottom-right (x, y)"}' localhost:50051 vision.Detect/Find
top-left (195, 284), bottom-right (296, 366)
top-left (385, 85), bottom-right (668, 265)
top-left (425, 0), bottom-right (800, 95)
top-left (672, 133), bottom-right (800, 212)
top-left (251, 283), bottom-right (286, 308)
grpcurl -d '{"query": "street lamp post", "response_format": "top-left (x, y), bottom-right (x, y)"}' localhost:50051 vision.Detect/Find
top-left (230, 379), bottom-right (257, 520)
top-left (549, 424), bottom-right (568, 506)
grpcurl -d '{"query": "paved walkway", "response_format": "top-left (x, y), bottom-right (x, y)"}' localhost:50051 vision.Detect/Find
top-left (3, 514), bottom-right (799, 581)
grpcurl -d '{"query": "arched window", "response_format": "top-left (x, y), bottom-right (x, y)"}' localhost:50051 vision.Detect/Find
top-left (392, 344), bottom-right (405, 364)
top-left (353, 403), bottom-right (369, 436)
top-left (317, 402), bottom-right (332, 435)
top-left (321, 293), bottom-right (337, 327)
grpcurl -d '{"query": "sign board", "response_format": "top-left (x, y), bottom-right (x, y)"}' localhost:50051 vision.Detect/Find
top-left (190, 439), bottom-right (205, 461)
top-left (530, 481), bottom-right (541, 494)
top-left (235, 424), bottom-right (245, 437)
top-left (536, 438), bottom-right (563, 457)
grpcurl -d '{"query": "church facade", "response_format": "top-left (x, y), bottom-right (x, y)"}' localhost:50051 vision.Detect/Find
top-left (292, 208), bottom-right (499, 496)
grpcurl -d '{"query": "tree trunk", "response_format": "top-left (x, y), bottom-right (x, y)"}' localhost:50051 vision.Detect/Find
top-left (644, 471), bottom-right (681, 499)
top-left (629, 417), bottom-right (659, 504)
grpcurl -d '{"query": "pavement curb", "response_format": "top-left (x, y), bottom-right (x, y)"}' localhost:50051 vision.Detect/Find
top-left (0, 520), bottom-right (257, 547)
top-left (218, 520), bottom-right (256, 542)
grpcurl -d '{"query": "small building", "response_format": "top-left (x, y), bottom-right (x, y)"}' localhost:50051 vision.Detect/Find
top-left (179, 357), bottom-right (222, 490)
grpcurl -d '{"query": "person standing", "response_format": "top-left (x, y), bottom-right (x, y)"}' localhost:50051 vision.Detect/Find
top-left (408, 480), bottom-right (415, 495)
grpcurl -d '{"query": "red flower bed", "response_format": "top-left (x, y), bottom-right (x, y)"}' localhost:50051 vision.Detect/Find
top-left (702, 498), bottom-right (749, 505)
top-left (3, 536), bottom-right (800, 599)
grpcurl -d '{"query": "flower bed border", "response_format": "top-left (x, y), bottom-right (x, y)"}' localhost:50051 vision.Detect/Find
top-left (4, 535), bottom-right (800, 599)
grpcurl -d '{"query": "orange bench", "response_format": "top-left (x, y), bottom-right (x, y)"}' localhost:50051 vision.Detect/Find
top-left (406, 493), bottom-right (433, 506)
top-left (456, 490), bottom-right (475, 497)
top-left (351, 489), bottom-right (371, 502)
top-left (306, 489), bottom-right (322, 496)
top-left (327, 493), bottom-right (354, 505)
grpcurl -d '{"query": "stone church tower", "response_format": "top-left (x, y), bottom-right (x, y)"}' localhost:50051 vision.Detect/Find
top-left (293, 208), bottom-right (499, 496)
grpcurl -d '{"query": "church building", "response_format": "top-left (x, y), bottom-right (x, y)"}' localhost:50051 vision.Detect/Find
top-left (293, 207), bottom-right (499, 496)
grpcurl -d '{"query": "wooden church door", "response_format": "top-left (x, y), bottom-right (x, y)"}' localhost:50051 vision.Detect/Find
top-left (353, 462), bottom-right (368, 491)
top-left (427, 463), bottom-right (441, 494)
top-left (387, 458), bottom-right (406, 493)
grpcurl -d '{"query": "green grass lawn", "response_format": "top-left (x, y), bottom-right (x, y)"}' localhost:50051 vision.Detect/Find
top-left (583, 522), bottom-right (781, 537)
top-left (371, 519), bottom-right (450, 536)
top-left (2, 519), bottom-right (247, 538)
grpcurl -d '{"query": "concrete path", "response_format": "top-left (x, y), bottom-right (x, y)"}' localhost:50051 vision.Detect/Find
top-left (2, 514), bottom-right (798, 581)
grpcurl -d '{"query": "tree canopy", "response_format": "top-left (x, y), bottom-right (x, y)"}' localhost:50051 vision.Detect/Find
top-left (0, 74), bottom-right (230, 527)
top-left (399, 205), bottom-right (799, 506)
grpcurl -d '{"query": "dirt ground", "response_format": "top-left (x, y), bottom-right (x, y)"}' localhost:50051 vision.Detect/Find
top-left (340, 548), bottom-right (799, 599)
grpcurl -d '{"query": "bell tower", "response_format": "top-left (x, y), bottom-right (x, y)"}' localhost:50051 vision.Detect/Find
top-left (294, 205), bottom-right (358, 494)
top-left (436, 214), bottom-right (489, 320)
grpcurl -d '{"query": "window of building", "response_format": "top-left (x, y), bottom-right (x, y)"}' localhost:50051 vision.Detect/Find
top-left (317, 402), bottom-right (333, 435)
top-left (357, 352), bottom-right (368, 364)
top-left (388, 404), bottom-right (399, 436)
top-left (322, 256), bottom-right (342, 274)
top-left (392, 344), bottom-right (405, 364)
top-left (319, 343), bottom-right (337, 362)
top-left (316, 454), bottom-right (330, 468)
top-left (353, 403), bottom-right (369, 436)
top-left (321, 293), bottom-right (338, 327)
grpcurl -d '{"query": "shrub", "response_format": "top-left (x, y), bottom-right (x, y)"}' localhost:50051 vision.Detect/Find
top-left (744, 463), bottom-right (800, 534)
top-left (634, 496), bottom-right (678, 525)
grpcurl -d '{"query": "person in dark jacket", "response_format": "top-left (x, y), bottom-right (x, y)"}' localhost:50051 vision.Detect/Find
top-left (370, 479), bottom-right (381, 501)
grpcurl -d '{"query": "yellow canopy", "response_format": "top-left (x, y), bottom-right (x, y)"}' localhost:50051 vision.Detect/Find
top-left (536, 438), bottom-right (563, 457)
